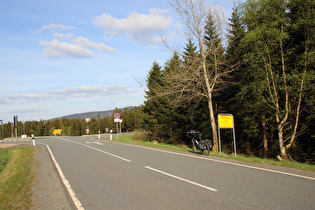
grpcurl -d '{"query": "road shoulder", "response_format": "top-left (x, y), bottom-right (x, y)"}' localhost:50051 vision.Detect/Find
top-left (31, 146), bottom-right (76, 209)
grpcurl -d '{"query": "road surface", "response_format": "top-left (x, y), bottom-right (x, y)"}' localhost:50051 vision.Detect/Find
top-left (3, 136), bottom-right (315, 209)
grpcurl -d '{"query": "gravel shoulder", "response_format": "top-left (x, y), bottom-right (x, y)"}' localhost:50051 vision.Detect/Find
top-left (31, 146), bottom-right (76, 210)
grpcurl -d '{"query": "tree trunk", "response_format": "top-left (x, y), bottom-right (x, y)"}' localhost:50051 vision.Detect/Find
top-left (262, 115), bottom-right (268, 157)
top-left (208, 93), bottom-right (218, 151)
top-left (278, 123), bottom-right (288, 160)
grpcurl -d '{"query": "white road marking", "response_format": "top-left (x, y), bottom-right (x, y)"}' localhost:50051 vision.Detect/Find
top-left (62, 138), bottom-right (131, 163)
top-left (86, 142), bottom-right (104, 145)
top-left (207, 158), bottom-right (315, 181)
top-left (45, 144), bottom-right (84, 210)
top-left (145, 166), bottom-right (218, 192)
top-left (115, 142), bottom-right (315, 181)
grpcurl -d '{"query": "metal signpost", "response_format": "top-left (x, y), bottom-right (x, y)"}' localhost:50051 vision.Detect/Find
top-left (218, 114), bottom-right (237, 157)
top-left (85, 118), bottom-right (90, 135)
top-left (119, 119), bottom-right (123, 133)
top-left (114, 113), bottom-right (120, 140)
top-left (22, 121), bottom-right (25, 136)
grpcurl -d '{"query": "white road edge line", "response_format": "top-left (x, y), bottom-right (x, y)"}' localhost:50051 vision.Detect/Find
top-left (61, 138), bottom-right (131, 163)
top-left (45, 144), bottom-right (84, 210)
top-left (115, 142), bottom-right (315, 181)
top-left (145, 166), bottom-right (218, 192)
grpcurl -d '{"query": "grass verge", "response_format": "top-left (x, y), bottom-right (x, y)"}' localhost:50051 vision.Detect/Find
top-left (117, 134), bottom-right (191, 152)
top-left (112, 132), bottom-right (315, 172)
top-left (207, 151), bottom-right (315, 171)
top-left (0, 147), bottom-right (34, 209)
top-left (0, 148), bottom-right (9, 173)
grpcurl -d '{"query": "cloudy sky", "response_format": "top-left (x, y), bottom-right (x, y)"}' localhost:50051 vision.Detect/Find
top-left (1, 0), bottom-right (237, 123)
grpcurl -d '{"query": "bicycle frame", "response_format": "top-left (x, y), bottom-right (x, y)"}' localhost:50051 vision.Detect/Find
top-left (188, 130), bottom-right (211, 156)
top-left (193, 138), bottom-right (207, 150)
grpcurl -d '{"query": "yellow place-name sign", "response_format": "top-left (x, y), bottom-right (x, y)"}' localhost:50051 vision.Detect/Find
top-left (218, 114), bottom-right (234, 128)
top-left (53, 129), bottom-right (62, 134)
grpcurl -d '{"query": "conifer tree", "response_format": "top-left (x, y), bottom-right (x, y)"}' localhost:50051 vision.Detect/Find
top-left (142, 62), bottom-right (166, 141)
top-left (163, 52), bottom-right (191, 144)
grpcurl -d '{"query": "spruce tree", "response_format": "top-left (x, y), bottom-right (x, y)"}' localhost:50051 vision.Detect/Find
top-left (142, 62), bottom-right (166, 141)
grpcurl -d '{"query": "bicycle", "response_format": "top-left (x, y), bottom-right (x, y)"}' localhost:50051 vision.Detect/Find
top-left (187, 130), bottom-right (213, 156)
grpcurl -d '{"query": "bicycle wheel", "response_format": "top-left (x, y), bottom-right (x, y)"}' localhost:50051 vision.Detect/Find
top-left (203, 142), bottom-right (210, 156)
top-left (192, 139), bottom-right (196, 153)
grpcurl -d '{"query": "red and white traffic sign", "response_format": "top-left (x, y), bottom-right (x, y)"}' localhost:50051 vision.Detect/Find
top-left (86, 129), bottom-right (89, 134)
top-left (114, 113), bottom-right (120, 119)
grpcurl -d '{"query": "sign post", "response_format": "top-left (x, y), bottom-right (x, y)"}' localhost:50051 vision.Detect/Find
top-left (85, 118), bottom-right (90, 135)
top-left (22, 120), bottom-right (25, 136)
top-left (218, 114), bottom-right (236, 156)
top-left (119, 119), bottom-right (123, 134)
top-left (114, 113), bottom-right (120, 140)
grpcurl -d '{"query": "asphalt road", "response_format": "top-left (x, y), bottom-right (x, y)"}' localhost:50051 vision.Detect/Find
top-left (25, 136), bottom-right (315, 209)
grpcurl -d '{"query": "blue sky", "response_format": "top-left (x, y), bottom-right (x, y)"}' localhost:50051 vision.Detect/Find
top-left (1, 0), bottom-right (237, 123)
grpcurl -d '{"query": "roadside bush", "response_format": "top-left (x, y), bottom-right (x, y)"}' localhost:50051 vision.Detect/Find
top-left (131, 130), bottom-right (149, 142)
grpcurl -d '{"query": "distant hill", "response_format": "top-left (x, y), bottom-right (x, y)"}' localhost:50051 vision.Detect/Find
top-left (51, 106), bottom-right (135, 120)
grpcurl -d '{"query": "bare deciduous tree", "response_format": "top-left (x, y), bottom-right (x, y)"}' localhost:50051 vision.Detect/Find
top-left (152, 0), bottom-right (236, 151)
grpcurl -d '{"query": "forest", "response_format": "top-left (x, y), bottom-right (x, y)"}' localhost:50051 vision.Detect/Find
top-left (0, 107), bottom-right (143, 138)
top-left (1, 0), bottom-right (314, 163)
top-left (141, 0), bottom-right (314, 163)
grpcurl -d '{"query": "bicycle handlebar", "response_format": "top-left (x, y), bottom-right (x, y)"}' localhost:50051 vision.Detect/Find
top-left (187, 130), bottom-right (200, 134)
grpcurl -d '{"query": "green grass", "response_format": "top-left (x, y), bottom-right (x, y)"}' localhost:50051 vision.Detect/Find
top-left (111, 132), bottom-right (315, 172)
top-left (207, 151), bottom-right (315, 171)
top-left (117, 133), bottom-right (191, 152)
top-left (0, 148), bottom-right (9, 173)
top-left (0, 147), bottom-right (34, 209)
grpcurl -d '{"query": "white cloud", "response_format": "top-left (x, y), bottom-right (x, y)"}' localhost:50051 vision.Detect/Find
top-left (5, 93), bottom-right (51, 100)
top-left (104, 32), bottom-right (118, 41)
top-left (93, 9), bottom-right (173, 43)
top-left (74, 36), bottom-right (115, 53)
top-left (48, 85), bottom-right (135, 96)
top-left (39, 34), bottom-right (115, 58)
top-left (39, 39), bottom-right (94, 58)
top-left (36, 22), bottom-right (115, 58)
top-left (0, 98), bottom-right (6, 104)
top-left (53, 32), bottom-right (74, 40)
top-left (35, 24), bottom-right (76, 33)
top-left (3, 85), bottom-right (138, 102)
